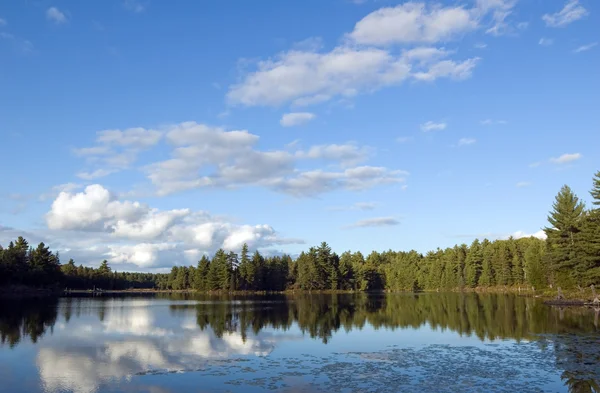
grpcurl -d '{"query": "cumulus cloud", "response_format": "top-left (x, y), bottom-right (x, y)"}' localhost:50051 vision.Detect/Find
top-left (420, 121), bottom-right (446, 132)
top-left (142, 122), bottom-right (406, 197)
top-left (550, 153), bottom-right (582, 164)
top-left (542, 0), bottom-right (588, 27)
top-left (46, 7), bottom-right (67, 24)
top-left (573, 42), bottom-right (598, 53)
top-left (43, 184), bottom-right (302, 269)
top-left (345, 216), bottom-right (400, 228)
top-left (280, 112), bottom-right (316, 127)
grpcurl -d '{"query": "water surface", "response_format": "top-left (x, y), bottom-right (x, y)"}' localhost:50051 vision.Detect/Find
top-left (1, 293), bottom-right (599, 393)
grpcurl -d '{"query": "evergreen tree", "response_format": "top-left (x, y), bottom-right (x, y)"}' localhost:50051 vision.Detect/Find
top-left (524, 240), bottom-right (546, 289)
top-left (98, 260), bottom-right (111, 276)
top-left (480, 240), bottom-right (494, 287)
top-left (464, 239), bottom-right (483, 288)
top-left (251, 250), bottom-right (265, 290)
top-left (511, 240), bottom-right (525, 285)
top-left (544, 185), bottom-right (585, 285)
top-left (590, 170), bottom-right (600, 206)
top-left (195, 256), bottom-right (210, 291)
top-left (338, 252), bottom-right (354, 290)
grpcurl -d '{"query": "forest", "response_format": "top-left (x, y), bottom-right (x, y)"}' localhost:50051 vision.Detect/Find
top-left (1, 171), bottom-right (599, 293)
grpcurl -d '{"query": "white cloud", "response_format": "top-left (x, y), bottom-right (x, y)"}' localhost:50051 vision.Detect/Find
top-left (550, 153), bottom-right (582, 164)
top-left (271, 166), bottom-right (407, 197)
top-left (420, 121), bottom-right (446, 132)
top-left (227, 7), bottom-right (483, 109)
top-left (412, 57), bottom-right (480, 81)
top-left (43, 184), bottom-right (303, 269)
top-left (510, 230), bottom-right (547, 240)
top-left (516, 181), bottom-right (531, 188)
top-left (458, 138), bottom-right (476, 146)
top-left (107, 243), bottom-right (177, 268)
top-left (46, 184), bottom-right (149, 232)
top-left (474, 42), bottom-right (487, 49)
top-left (542, 0), bottom-right (588, 27)
top-left (74, 127), bottom-right (163, 179)
top-left (396, 136), bottom-right (413, 143)
top-left (481, 0), bottom-right (519, 37)
top-left (228, 47), bottom-right (412, 107)
top-left (345, 216), bottom-right (400, 228)
top-left (295, 143), bottom-right (370, 167)
top-left (529, 162), bottom-right (541, 168)
top-left (573, 42), bottom-right (598, 53)
top-left (348, 2), bottom-right (478, 45)
top-left (142, 122), bottom-right (406, 197)
top-left (538, 38), bottom-right (554, 46)
top-left (280, 112), bottom-right (316, 127)
top-left (0, 18), bottom-right (6, 26)
top-left (46, 7), bottom-right (67, 24)
top-left (96, 128), bottom-right (162, 148)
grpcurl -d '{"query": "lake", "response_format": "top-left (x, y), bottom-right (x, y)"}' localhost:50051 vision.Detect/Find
top-left (0, 293), bottom-right (598, 393)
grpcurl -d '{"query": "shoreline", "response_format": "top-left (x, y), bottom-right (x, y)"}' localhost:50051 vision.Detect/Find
top-left (2, 286), bottom-right (597, 306)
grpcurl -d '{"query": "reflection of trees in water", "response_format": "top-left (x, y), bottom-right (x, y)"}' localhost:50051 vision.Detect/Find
top-left (166, 293), bottom-right (599, 344)
top-left (0, 298), bottom-right (58, 347)
top-left (1, 293), bottom-right (599, 391)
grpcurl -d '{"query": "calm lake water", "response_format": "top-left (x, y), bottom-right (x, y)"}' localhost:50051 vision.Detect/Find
top-left (1, 293), bottom-right (599, 393)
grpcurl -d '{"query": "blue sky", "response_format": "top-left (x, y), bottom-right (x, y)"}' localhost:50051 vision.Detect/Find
top-left (1, 0), bottom-right (598, 272)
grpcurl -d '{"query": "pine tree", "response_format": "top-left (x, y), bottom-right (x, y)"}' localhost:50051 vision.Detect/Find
top-left (195, 256), bottom-right (210, 291)
top-left (511, 240), bottom-right (525, 285)
top-left (590, 171), bottom-right (600, 206)
top-left (524, 240), bottom-right (546, 289)
top-left (238, 243), bottom-right (253, 290)
top-left (251, 250), bottom-right (265, 290)
top-left (479, 240), bottom-right (494, 287)
top-left (464, 239), bottom-right (483, 287)
top-left (98, 260), bottom-right (111, 276)
top-left (544, 185), bottom-right (585, 286)
top-left (338, 251), bottom-right (354, 290)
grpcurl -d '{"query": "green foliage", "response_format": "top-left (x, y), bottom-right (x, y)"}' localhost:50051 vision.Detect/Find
top-left (464, 239), bottom-right (483, 288)
top-left (590, 171), bottom-right (600, 206)
top-left (544, 185), bottom-right (586, 285)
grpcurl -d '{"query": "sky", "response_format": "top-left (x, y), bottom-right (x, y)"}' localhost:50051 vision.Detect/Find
top-left (0, 0), bottom-right (599, 272)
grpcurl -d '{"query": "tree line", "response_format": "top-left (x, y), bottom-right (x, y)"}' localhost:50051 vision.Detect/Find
top-left (1, 171), bottom-right (599, 292)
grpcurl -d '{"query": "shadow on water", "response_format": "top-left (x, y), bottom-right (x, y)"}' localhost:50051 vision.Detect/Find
top-left (0, 292), bottom-right (598, 392)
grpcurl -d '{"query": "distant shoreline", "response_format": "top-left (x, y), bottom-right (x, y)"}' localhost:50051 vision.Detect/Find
top-left (2, 286), bottom-right (597, 307)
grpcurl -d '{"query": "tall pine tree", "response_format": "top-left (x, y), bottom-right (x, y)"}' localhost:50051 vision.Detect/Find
top-left (544, 185), bottom-right (585, 286)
